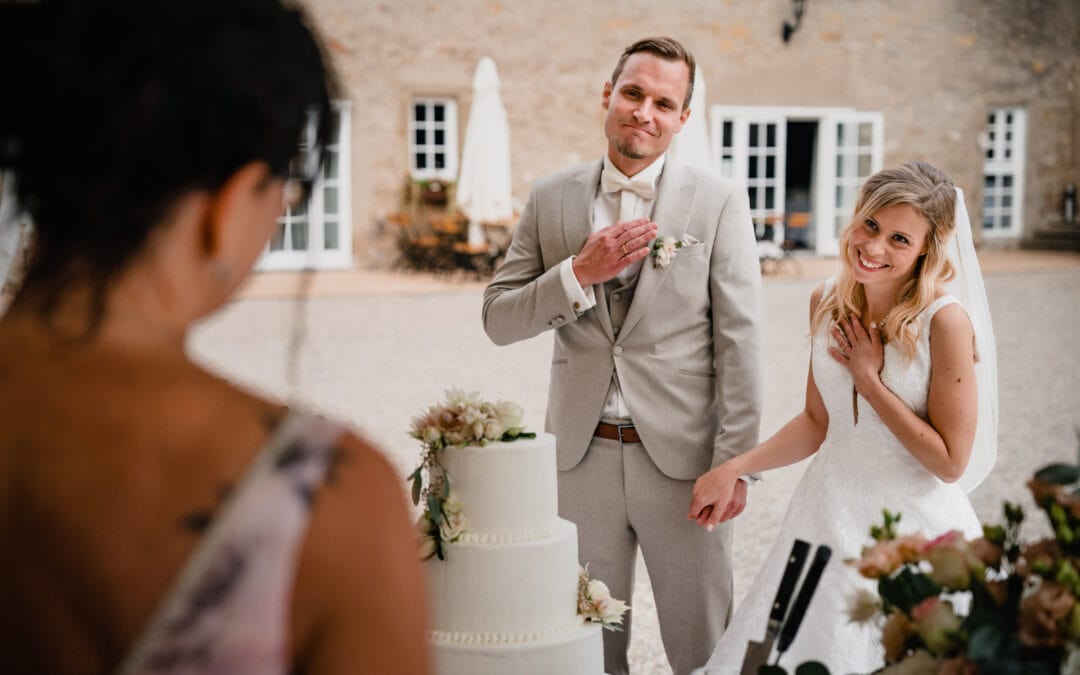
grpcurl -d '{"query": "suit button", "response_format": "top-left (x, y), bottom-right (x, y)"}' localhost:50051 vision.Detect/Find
top-left (612, 292), bottom-right (622, 302)
top-left (550, 316), bottom-right (565, 326)
top-left (573, 302), bottom-right (581, 310)
top-left (613, 345), bottom-right (624, 356)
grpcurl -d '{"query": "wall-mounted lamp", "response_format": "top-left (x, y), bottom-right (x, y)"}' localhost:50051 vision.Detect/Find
top-left (1065, 182), bottom-right (1076, 225)
top-left (782, 0), bottom-right (807, 43)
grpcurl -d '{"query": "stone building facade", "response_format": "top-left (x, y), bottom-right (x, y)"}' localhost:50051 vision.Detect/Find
top-left (263, 0), bottom-right (1080, 270)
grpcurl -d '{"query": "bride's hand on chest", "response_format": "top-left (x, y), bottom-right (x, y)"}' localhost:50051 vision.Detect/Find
top-left (828, 315), bottom-right (885, 393)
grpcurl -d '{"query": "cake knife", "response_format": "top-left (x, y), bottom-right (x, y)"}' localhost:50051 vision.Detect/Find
top-left (774, 544), bottom-right (832, 664)
top-left (740, 539), bottom-right (811, 675)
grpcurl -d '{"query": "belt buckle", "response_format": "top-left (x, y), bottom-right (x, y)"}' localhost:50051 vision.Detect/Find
top-left (617, 424), bottom-right (634, 443)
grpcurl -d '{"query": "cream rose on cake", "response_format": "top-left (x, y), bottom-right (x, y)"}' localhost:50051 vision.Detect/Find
top-left (407, 389), bottom-right (535, 561)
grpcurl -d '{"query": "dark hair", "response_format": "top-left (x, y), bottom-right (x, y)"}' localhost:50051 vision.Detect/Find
top-left (0, 0), bottom-right (338, 327)
top-left (609, 36), bottom-right (696, 111)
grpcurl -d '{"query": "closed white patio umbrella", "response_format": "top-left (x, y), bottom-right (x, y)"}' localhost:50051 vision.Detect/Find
top-left (668, 65), bottom-right (715, 175)
top-left (456, 56), bottom-right (513, 246)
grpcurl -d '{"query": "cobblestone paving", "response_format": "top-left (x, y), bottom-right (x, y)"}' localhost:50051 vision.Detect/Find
top-left (191, 267), bottom-right (1080, 675)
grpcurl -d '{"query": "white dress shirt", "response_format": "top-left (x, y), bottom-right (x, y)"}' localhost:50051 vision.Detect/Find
top-left (556, 154), bottom-right (666, 422)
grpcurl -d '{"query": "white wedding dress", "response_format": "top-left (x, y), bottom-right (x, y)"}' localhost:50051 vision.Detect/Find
top-left (703, 292), bottom-right (983, 675)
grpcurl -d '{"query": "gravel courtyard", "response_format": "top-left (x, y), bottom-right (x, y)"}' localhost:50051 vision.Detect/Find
top-left (191, 261), bottom-right (1080, 674)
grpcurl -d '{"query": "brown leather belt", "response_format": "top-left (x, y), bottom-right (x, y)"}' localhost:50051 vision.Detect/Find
top-left (594, 422), bottom-right (641, 444)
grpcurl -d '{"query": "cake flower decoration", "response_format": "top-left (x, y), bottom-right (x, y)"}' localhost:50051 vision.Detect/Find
top-left (577, 564), bottom-right (630, 631)
top-left (407, 388), bottom-right (535, 560)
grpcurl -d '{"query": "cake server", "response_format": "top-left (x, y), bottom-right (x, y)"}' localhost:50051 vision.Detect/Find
top-left (739, 538), bottom-right (811, 675)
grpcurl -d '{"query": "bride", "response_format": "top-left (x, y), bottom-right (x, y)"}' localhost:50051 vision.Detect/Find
top-left (688, 162), bottom-right (997, 673)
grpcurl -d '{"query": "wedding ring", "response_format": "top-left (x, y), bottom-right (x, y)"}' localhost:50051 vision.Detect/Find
top-left (621, 244), bottom-right (628, 255)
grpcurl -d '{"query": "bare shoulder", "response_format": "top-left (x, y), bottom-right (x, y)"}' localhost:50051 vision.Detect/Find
top-left (929, 301), bottom-right (974, 341)
top-left (929, 301), bottom-right (976, 362)
top-left (297, 431), bottom-right (409, 551)
top-left (289, 430), bottom-right (430, 673)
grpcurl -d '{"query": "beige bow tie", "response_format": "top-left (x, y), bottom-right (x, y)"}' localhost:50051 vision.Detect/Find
top-left (600, 169), bottom-right (655, 201)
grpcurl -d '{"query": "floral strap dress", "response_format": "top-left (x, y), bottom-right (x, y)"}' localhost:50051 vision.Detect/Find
top-left (114, 412), bottom-right (345, 675)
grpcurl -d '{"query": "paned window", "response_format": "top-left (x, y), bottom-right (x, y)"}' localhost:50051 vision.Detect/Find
top-left (409, 98), bottom-right (458, 181)
top-left (982, 107), bottom-right (1026, 237)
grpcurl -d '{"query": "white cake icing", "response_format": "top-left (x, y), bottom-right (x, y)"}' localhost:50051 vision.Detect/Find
top-left (427, 432), bottom-right (605, 674)
top-left (432, 622), bottom-right (604, 675)
top-left (437, 432), bottom-right (559, 536)
top-left (428, 520), bottom-right (578, 636)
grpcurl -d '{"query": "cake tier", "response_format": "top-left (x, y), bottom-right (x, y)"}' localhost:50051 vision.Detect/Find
top-left (432, 620), bottom-right (603, 675)
top-left (439, 432), bottom-right (558, 536)
top-left (429, 519), bottom-right (579, 636)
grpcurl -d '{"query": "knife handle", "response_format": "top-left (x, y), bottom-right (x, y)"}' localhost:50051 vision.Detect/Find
top-left (776, 545), bottom-right (832, 654)
top-left (769, 539), bottom-right (811, 625)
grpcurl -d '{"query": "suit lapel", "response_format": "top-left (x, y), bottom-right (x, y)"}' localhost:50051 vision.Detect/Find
top-left (563, 161), bottom-right (615, 341)
top-left (619, 161), bottom-right (698, 340)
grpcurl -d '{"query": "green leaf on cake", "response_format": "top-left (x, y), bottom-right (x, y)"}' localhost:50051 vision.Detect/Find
top-left (427, 493), bottom-right (444, 525)
top-left (409, 468), bottom-right (422, 505)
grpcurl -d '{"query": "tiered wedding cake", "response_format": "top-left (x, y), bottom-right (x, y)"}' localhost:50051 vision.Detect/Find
top-left (409, 391), bottom-right (611, 673)
top-left (426, 432), bottom-right (604, 674)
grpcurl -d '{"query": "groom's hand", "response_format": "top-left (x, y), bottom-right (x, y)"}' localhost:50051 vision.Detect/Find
top-left (688, 468), bottom-right (748, 530)
top-left (572, 217), bottom-right (658, 287)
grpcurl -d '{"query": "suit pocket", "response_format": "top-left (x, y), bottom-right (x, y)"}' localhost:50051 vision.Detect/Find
top-left (677, 368), bottom-right (715, 378)
top-left (552, 357), bottom-right (568, 365)
top-left (678, 243), bottom-right (706, 256)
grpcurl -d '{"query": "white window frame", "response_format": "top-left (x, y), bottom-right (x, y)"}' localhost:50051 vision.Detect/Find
top-left (409, 97), bottom-right (459, 181)
top-left (981, 107), bottom-right (1026, 239)
top-left (257, 101), bottom-right (353, 271)
top-left (710, 105), bottom-right (884, 255)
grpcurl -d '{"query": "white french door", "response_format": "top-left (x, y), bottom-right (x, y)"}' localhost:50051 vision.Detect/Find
top-left (710, 106), bottom-right (883, 255)
top-left (814, 112), bottom-right (883, 255)
top-left (712, 110), bottom-right (786, 234)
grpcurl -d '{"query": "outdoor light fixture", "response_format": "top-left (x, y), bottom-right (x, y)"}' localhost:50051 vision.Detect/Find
top-left (782, 0), bottom-right (807, 43)
top-left (1065, 182), bottom-right (1076, 225)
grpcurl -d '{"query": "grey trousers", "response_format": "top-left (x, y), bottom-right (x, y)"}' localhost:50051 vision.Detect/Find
top-left (558, 435), bottom-right (734, 675)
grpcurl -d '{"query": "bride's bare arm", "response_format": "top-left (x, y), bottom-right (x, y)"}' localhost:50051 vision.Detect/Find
top-left (843, 304), bottom-right (977, 483)
top-left (688, 287), bottom-right (831, 528)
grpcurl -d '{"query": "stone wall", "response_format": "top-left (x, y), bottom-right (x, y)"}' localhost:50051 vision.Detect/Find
top-left (299, 0), bottom-right (1080, 264)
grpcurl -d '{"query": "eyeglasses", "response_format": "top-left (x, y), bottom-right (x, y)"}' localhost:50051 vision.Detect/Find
top-left (281, 177), bottom-right (310, 211)
top-left (278, 107), bottom-right (325, 212)
top-left (279, 147), bottom-right (321, 212)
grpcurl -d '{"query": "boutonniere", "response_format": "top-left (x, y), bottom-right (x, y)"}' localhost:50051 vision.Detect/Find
top-left (650, 234), bottom-right (700, 268)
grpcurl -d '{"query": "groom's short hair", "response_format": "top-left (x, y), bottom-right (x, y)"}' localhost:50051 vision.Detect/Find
top-left (609, 36), bottom-right (696, 111)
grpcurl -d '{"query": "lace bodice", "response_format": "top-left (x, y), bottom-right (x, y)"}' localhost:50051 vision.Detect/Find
top-left (808, 293), bottom-right (961, 504)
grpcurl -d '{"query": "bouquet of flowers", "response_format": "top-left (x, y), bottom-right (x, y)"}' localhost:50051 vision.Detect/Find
top-left (407, 388), bottom-right (535, 561)
top-left (848, 454), bottom-right (1080, 674)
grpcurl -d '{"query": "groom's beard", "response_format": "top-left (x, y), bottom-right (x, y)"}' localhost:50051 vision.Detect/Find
top-left (614, 138), bottom-right (647, 161)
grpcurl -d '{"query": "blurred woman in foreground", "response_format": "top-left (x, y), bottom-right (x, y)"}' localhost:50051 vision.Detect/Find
top-left (0, 1), bottom-right (430, 673)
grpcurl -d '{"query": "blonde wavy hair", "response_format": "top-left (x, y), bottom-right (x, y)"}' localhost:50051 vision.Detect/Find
top-left (810, 162), bottom-right (958, 359)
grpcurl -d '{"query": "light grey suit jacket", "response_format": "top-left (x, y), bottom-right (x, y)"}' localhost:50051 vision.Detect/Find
top-left (483, 159), bottom-right (763, 480)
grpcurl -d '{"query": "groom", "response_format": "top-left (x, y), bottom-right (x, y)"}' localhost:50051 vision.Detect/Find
top-left (482, 37), bottom-right (762, 674)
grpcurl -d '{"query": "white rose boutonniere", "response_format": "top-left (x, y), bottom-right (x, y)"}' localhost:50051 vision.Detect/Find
top-left (650, 234), bottom-right (700, 268)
